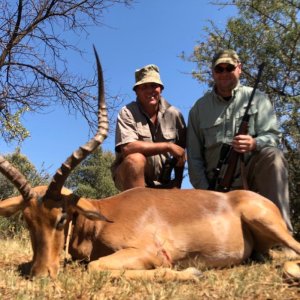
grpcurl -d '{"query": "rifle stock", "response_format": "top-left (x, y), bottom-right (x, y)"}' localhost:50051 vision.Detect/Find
top-left (211, 63), bottom-right (265, 192)
top-left (216, 121), bottom-right (248, 192)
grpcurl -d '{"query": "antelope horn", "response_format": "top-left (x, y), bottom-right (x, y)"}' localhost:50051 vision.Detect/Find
top-left (0, 155), bottom-right (34, 200)
top-left (46, 47), bottom-right (108, 198)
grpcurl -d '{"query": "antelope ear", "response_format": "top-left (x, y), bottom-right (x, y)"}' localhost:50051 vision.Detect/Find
top-left (0, 196), bottom-right (25, 217)
top-left (74, 198), bottom-right (112, 222)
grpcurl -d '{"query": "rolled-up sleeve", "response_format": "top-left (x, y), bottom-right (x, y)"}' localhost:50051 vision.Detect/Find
top-left (115, 108), bottom-right (139, 151)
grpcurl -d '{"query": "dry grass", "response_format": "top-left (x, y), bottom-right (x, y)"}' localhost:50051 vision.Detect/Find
top-left (0, 231), bottom-right (299, 300)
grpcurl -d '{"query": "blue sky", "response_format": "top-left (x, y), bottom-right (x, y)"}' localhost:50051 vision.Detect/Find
top-left (2, 0), bottom-right (236, 188)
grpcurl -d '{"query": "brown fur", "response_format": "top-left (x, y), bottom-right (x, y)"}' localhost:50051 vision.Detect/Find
top-left (1, 186), bottom-right (299, 280)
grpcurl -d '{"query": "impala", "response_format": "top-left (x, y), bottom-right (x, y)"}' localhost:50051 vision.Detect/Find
top-left (0, 49), bottom-right (299, 281)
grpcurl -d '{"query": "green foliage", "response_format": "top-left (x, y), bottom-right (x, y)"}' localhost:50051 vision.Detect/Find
top-left (0, 148), bottom-right (49, 199)
top-left (0, 106), bottom-right (30, 143)
top-left (0, 146), bottom-right (117, 237)
top-left (65, 147), bottom-right (118, 198)
top-left (0, 148), bottom-right (49, 237)
top-left (185, 0), bottom-right (300, 234)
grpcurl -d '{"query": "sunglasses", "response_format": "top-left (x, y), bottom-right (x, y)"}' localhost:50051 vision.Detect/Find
top-left (214, 65), bottom-right (237, 74)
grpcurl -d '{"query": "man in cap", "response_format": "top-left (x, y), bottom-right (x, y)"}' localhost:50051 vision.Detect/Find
top-left (112, 64), bottom-right (186, 191)
top-left (187, 49), bottom-right (292, 232)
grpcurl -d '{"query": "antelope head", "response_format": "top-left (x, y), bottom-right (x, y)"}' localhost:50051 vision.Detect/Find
top-left (0, 47), bottom-right (109, 278)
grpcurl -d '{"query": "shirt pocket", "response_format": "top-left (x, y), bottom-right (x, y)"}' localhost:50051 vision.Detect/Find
top-left (202, 118), bottom-right (223, 149)
top-left (235, 106), bottom-right (258, 136)
top-left (136, 124), bottom-right (152, 141)
top-left (162, 129), bottom-right (177, 142)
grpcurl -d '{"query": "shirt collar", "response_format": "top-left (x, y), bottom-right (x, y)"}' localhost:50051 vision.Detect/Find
top-left (213, 81), bottom-right (241, 103)
top-left (136, 96), bottom-right (171, 116)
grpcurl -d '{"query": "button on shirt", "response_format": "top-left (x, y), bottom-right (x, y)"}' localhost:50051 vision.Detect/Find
top-left (187, 83), bottom-right (281, 189)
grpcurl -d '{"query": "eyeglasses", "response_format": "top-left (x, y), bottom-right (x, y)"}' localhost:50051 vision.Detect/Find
top-left (214, 65), bottom-right (237, 74)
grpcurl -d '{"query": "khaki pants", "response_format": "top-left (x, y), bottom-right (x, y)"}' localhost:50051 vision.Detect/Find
top-left (243, 147), bottom-right (293, 232)
top-left (111, 154), bottom-right (164, 192)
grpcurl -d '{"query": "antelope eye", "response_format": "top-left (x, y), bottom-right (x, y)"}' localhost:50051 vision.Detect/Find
top-left (56, 213), bottom-right (68, 230)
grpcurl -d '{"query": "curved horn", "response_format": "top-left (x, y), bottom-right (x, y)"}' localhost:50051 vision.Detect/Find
top-left (0, 155), bottom-right (34, 200)
top-left (46, 47), bottom-right (108, 198)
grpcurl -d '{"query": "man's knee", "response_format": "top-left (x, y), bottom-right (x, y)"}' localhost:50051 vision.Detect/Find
top-left (246, 146), bottom-right (289, 189)
top-left (258, 146), bottom-right (283, 157)
top-left (256, 147), bottom-right (287, 168)
top-left (122, 153), bottom-right (147, 167)
top-left (113, 153), bottom-right (147, 191)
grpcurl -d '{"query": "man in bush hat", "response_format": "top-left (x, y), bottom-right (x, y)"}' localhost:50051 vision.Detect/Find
top-left (187, 49), bottom-right (292, 232)
top-left (112, 64), bottom-right (186, 190)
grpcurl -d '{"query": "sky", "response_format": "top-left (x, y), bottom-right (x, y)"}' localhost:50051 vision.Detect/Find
top-left (2, 0), bottom-right (236, 189)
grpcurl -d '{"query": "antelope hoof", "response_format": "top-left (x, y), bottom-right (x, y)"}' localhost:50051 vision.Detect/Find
top-left (283, 261), bottom-right (300, 281)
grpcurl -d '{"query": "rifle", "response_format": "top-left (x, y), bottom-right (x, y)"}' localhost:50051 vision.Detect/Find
top-left (145, 155), bottom-right (178, 188)
top-left (160, 155), bottom-right (178, 184)
top-left (209, 63), bottom-right (265, 192)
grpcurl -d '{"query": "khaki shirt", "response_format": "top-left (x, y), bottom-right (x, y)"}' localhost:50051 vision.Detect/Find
top-left (113, 97), bottom-right (186, 181)
top-left (187, 83), bottom-right (281, 189)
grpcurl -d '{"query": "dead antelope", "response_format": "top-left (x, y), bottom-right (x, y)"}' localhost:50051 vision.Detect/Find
top-left (0, 49), bottom-right (300, 281)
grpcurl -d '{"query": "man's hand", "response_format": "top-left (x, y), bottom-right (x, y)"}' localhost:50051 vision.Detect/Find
top-left (232, 134), bottom-right (256, 153)
top-left (168, 143), bottom-right (186, 167)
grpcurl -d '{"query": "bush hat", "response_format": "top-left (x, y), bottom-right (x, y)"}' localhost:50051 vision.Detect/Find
top-left (133, 64), bottom-right (164, 90)
top-left (212, 49), bottom-right (240, 67)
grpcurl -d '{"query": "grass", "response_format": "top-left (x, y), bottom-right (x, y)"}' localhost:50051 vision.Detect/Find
top-left (0, 231), bottom-right (299, 300)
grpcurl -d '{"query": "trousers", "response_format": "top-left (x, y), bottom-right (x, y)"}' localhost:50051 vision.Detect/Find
top-left (243, 147), bottom-right (293, 232)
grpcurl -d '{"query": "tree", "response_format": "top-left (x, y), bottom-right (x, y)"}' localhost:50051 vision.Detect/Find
top-left (184, 0), bottom-right (300, 234)
top-left (0, 148), bottom-right (49, 199)
top-left (65, 147), bottom-right (118, 198)
top-left (0, 148), bottom-right (49, 236)
top-left (0, 0), bottom-right (132, 142)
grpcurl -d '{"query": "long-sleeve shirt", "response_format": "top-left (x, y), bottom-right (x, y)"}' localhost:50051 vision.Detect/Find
top-left (187, 83), bottom-right (281, 189)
